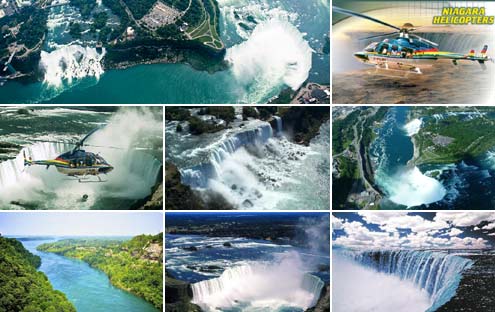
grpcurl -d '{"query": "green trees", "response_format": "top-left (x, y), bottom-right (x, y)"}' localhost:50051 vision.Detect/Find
top-left (37, 234), bottom-right (163, 310)
top-left (122, 0), bottom-right (157, 19)
top-left (70, 0), bottom-right (97, 19)
top-left (0, 237), bottom-right (76, 312)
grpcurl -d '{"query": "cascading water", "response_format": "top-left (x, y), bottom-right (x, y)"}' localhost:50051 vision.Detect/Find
top-left (273, 116), bottom-right (283, 135)
top-left (191, 260), bottom-right (324, 311)
top-left (180, 122), bottom-right (274, 189)
top-left (347, 250), bottom-right (473, 312)
top-left (0, 108), bottom-right (162, 209)
top-left (371, 107), bottom-right (447, 208)
top-left (0, 142), bottom-right (70, 194)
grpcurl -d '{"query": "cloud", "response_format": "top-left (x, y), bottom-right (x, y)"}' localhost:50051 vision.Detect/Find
top-left (435, 212), bottom-right (495, 227)
top-left (332, 212), bottom-right (492, 250)
top-left (331, 215), bottom-right (344, 231)
top-left (448, 228), bottom-right (462, 237)
top-left (357, 211), bottom-right (449, 234)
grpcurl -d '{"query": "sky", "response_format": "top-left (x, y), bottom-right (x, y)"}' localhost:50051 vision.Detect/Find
top-left (333, 212), bottom-right (495, 250)
top-left (0, 212), bottom-right (163, 236)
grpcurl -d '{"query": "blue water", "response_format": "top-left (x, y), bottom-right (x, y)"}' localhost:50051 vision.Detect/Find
top-left (0, 0), bottom-right (330, 104)
top-left (371, 106), bottom-right (414, 174)
top-left (20, 238), bottom-right (158, 312)
top-left (165, 234), bottom-right (329, 284)
top-left (371, 107), bottom-right (495, 209)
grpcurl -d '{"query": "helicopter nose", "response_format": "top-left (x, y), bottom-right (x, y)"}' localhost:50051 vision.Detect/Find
top-left (354, 52), bottom-right (369, 62)
top-left (99, 165), bottom-right (114, 174)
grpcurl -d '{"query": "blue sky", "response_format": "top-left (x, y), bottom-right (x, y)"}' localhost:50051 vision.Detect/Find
top-left (333, 212), bottom-right (495, 250)
top-left (0, 212), bottom-right (163, 236)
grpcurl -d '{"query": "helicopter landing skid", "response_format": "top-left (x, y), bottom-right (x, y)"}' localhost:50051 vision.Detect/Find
top-left (368, 66), bottom-right (422, 78)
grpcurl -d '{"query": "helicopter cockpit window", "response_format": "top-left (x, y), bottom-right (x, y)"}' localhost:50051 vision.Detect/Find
top-left (95, 155), bottom-right (105, 165)
top-left (364, 42), bottom-right (378, 52)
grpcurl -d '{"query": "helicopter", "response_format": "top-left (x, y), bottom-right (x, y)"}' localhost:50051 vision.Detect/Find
top-left (333, 6), bottom-right (493, 74)
top-left (23, 127), bottom-right (115, 183)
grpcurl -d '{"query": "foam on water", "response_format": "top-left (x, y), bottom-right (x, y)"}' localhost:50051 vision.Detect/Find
top-left (191, 252), bottom-right (324, 311)
top-left (340, 250), bottom-right (473, 312)
top-left (332, 254), bottom-right (431, 312)
top-left (173, 118), bottom-right (328, 209)
top-left (0, 108), bottom-right (162, 209)
top-left (226, 19), bottom-right (313, 102)
top-left (404, 118), bottom-right (422, 136)
top-left (385, 166), bottom-right (447, 208)
top-left (40, 45), bottom-right (105, 88)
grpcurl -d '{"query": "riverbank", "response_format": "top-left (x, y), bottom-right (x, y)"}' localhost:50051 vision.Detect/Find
top-left (0, 237), bottom-right (76, 312)
top-left (37, 235), bottom-right (163, 310)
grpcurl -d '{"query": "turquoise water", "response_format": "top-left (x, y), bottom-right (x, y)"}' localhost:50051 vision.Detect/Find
top-left (0, 0), bottom-right (329, 104)
top-left (20, 238), bottom-right (158, 312)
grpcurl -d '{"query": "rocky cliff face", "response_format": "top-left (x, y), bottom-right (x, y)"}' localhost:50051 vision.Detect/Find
top-left (436, 255), bottom-right (495, 312)
top-left (305, 285), bottom-right (330, 312)
top-left (165, 271), bottom-right (202, 312)
top-left (133, 166), bottom-right (163, 210)
top-left (280, 107), bottom-right (330, 146)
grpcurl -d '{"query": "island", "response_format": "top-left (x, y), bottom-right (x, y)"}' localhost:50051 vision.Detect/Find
top-left (0, 0), bottom-right (226, 83)
top-left (332, 106), bottom-right (495, 209)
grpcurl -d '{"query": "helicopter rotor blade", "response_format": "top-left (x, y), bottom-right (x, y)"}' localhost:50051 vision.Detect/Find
top-left (410, 34), bottom-right (439, 47)
top-left (359, 31), bottom-right (399, 41)
top-left (83, 144), bottom-right (125, 150)
top-left (30, 139), bottom-right (77, 145)
top-left (333, 6), bottom-right (400, 31)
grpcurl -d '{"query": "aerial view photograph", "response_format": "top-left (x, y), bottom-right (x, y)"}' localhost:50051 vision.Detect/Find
top-left (165, 212), bottom-right (330, 312)
top-left (0, 0), bottom-right (330, 104)
top-left (0, 106), bottom-right (163, 210)
top-left (333, 106), bottom-right (495, 209)
top-left (332, 211), bottom-right (495, 312)
top-left (332, 1), bottom-right (495, 104)
top-left (165, 106), bottom-right (330, 210)
top-left (0, 211), bottom-right (163, 312)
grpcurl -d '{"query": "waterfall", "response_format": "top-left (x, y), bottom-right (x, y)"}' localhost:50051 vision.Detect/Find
top-left (0, 141), bottom-right (162, 206)
top-left (191, 261), bottom-right (324, 311)
top-left (349, 250), bottom-right (473, 311)
top-left (273, 116), bottom-right (283, 135)
top-left (0, 142), bottom-right (70, 191)
top-left (180, 123), bottom-right (274, 188)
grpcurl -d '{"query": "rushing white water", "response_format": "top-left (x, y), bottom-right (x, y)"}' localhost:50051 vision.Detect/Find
top-left (180, 121), bottom-right (274, 189)
top-left (333, 255), bottom-right (431, 312)
top-left (340, 250), bottom-right (473, 312)
top-left (0, 108), bottom-right (162, 209)
top-left (273, 116), bottom-right (282, 135)
top-left (40, 45), bottom-right (105, 88)
top-left (173, 117), bottom-right (329, 209)
top-left (386, 167), bottom-right (447, 208)
top-left (404, 118), bottom-right (422, 136)
top-left (191, 252), bottom-right (324, 311)
top-left (226, 19), bottom-right (313, 102)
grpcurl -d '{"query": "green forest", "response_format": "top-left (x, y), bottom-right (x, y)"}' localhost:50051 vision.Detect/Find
top-left (0, 237), bottom-right (76, 312)
top-left (37, 234), bottom-right (163, 310)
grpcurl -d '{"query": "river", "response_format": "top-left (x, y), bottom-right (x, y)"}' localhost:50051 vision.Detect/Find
top-left (20, 238), bottom-right (158, 312)
top-left (166, 233), bottom-right (329, 311)
top-left (371, 106), bottom-right (495, 209)
top-left (0, 0), bottom-right (330, 104)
